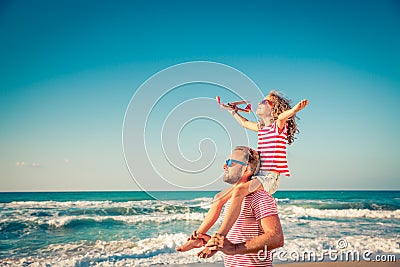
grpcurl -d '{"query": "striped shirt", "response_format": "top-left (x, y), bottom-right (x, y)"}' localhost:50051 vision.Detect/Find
top-left (257, 121), bottom-right (290, 176)
top-left (223, 190), bottom-right (278, 267)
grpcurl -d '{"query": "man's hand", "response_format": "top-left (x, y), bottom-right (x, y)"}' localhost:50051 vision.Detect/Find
top-left (197, 233), bottom-right (223, 259)
top-left (212, 235), bottom-right (237, 256)
top-left (197, 233), bottom-right (237, 258)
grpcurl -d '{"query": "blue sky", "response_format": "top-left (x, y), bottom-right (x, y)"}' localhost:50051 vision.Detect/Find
top-left (1, 0), bottom-right (399, 191)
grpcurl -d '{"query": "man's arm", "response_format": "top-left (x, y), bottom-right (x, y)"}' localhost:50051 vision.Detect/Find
top-left (218, 214), bottom-right (284, 255)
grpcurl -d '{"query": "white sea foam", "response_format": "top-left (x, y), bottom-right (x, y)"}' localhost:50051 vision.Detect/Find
top-left (0, 198), bottom-right (210, 229)
top-left (46, 213), bottom-right (206, 227)
top-left (3, 198), bottom-right (214, 210)
top-left (3, 200), bottom-right (155, 209)
top-left (2, 201), bottom-right (399, 229)
top-left (275, 198), bottom-right (290, 203)
top-left (0, 212), bottom-right (206, 228)
top-left (0, 233), bottom-right (224, 267)
top-left (280, 206), bottom-right (400, 219)
top-left (1, 234), bottom-right (398, 266)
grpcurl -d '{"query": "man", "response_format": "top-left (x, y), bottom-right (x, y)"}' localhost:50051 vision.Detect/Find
top-left (195, 146), bottom-right (284, 266)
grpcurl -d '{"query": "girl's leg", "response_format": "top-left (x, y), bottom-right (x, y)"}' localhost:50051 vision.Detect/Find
top-left (217, 179), bottom-right (262, 236)
top-left (176, 185), bottom-right (234, 252)
top-left (196, 185), bottom-right (235, 234)
top-left (198, 179), bottom-right (262, 256)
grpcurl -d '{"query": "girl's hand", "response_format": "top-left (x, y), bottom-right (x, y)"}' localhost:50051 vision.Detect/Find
top-left (220, 104), bottom-right (238, 114)
top-left (293, 99), bottom-right (309, 112)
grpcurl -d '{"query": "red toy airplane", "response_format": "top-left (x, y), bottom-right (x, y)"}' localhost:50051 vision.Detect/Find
top-left (216, 96), bottom-right (251, 113)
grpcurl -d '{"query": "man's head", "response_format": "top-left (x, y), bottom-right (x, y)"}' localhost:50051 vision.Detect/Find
top-left (223, 146), bottom-right (260, 185)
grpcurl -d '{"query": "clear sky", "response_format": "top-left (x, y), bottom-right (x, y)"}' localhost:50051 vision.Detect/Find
top-left (1, 0), bottom-right (399, 191)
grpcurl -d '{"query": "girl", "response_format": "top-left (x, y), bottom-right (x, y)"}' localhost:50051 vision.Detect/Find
top-left (176, 91), bottom-right (308, 257)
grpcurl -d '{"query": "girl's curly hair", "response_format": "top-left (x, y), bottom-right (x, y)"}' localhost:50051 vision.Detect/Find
top-left (268, 90), bottom-right (299, 145)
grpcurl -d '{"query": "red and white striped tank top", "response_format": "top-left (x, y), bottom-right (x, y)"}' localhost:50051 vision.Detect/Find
top-left (257, 121), bottom-right (290, 176)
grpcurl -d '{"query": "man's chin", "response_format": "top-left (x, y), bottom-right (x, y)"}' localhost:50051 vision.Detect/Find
top-left (222, 176), bottom-right (231, 184)
top-left (223, 176), bottom-right (239, 185)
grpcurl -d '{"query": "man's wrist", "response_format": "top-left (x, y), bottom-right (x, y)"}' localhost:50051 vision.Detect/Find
top-left (234, 243), bottom-right (239, 254)
top-left (233, 242), bottom-right (246, 255)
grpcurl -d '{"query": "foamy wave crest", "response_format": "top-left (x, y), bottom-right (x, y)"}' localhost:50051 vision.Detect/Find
top-left (1, 212), bottom-right (206, 228)
top-left (287, 199), bottom-right (400, 210)
top-left (3, 200), bottom-right (152, 209)
top-left (275, 198), bottom-right (290, 203)
top-left (47, 213), bottom-right (206, 227)
top-left (281, 206), bottom-right (400, 219)
top-left (180, 197), bottom-right (214, 209)
top-left (2, 199), bottom-right (208, 215)
top-left (1, 233), bottom-right (223, 266)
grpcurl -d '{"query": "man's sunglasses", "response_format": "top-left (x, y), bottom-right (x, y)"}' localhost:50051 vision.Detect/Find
top-left (225, 159), bottom-right (248, 167)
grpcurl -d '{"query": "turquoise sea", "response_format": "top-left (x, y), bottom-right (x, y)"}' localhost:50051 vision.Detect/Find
top-left (0, 190), bottom-right (399, 266)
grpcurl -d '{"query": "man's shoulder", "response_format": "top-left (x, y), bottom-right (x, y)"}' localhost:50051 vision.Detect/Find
top-left (248, 190), bottom-right (276, 205)
top-left (250, 189), bottom-right (274, 199)
top-left (246, 190), bottom-right (278, 220)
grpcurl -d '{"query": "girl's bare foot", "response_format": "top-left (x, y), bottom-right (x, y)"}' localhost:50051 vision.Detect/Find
top-left (176, 238), bottom-right (204, 252)
top-left (176, 232), bottom-right (210, 252)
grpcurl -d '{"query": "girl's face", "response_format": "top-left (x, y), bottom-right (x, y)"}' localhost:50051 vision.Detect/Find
top-left (256, 98), bottom-right (273, 118)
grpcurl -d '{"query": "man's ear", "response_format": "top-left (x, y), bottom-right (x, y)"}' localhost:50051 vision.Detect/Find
top-left (245, 165), bottom-right (253, 175)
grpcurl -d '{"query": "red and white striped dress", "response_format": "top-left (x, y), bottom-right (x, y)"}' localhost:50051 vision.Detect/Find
top-left (224, 190), bottom-right (278, 267)
top-left (257, 121), bottom-right (290, 176)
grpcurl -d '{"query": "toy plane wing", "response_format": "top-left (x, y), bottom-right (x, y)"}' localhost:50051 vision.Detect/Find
top-left (216, 96), bottom-right (251, 113)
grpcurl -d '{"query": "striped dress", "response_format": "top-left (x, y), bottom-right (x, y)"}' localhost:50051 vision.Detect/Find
top-left (224, 190), bottom-right (278, 267)
top-left (257, 121), bottom-right (290, 176)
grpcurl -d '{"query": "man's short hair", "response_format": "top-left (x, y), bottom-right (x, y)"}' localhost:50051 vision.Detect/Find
top-left (233, 146), bottom-right (260, 176)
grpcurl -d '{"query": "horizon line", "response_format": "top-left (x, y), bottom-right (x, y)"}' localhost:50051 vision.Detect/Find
top-left (1, 189), bottom-right (399, 193)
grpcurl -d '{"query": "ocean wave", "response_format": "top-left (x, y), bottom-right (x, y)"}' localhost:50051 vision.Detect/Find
top-left (275, 198), bottom-right (291, 203)
top-left (0, 212), bottom-right (206, 229)
top-left (280, 206), bottom-right (400, 219)
top-left (1, 234), bottom-right (398, 266)
top-left (2, 200), bottom-right (172, 209)
top-left (0, 233), bottom-right (223, 267)
top-left (47, 213), bottom-right (206, 228)
top-left (2, 203), bottom-right (399, 232)
top-left (3, 198), bottom-right (215, 208)
top-left (285, 199), bottom-right (400, 211)
top-left (1, 200), bottom-right (207, 214)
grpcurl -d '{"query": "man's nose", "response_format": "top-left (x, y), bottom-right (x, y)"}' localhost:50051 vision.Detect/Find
top-left (223, 163), bottom-right (228, 170)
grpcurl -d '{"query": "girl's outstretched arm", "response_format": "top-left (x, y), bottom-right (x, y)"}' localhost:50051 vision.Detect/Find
top-left (276, 99), bottom-right (309, 130)
top-left (222, 105), bottom-right (259, 132)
